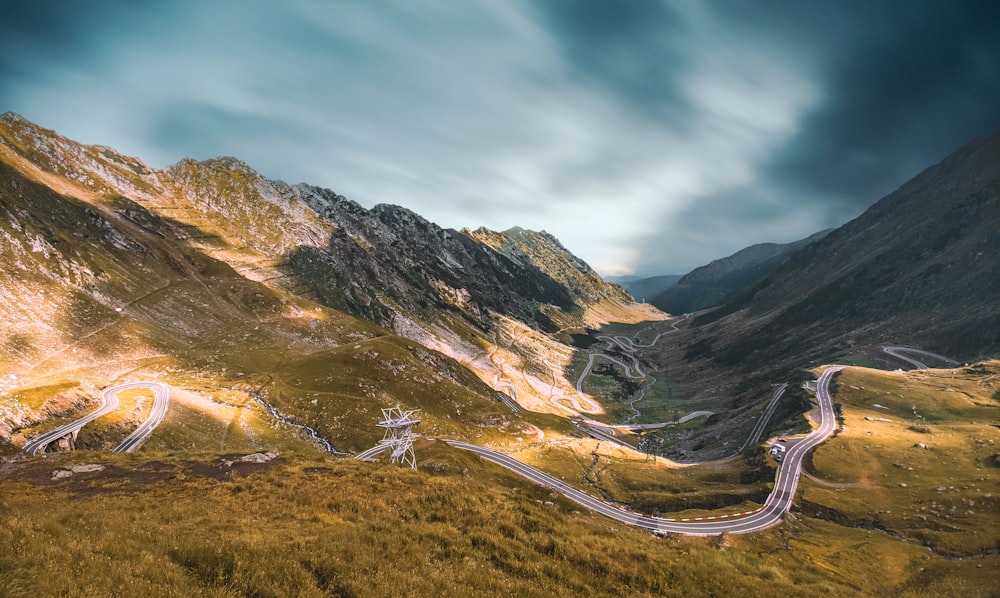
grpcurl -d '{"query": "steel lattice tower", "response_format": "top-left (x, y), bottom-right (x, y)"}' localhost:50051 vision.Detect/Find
top-left (376, 406), bottom-right (421, 469)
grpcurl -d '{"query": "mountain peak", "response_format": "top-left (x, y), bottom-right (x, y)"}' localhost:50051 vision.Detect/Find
top-left (168, 156), bottom-right (260, 176)
top-left (0, 111), bottom-right (28, 124)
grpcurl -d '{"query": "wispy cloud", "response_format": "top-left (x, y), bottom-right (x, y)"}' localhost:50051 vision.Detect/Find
top-left (2, 1), bottom-right (997, 276)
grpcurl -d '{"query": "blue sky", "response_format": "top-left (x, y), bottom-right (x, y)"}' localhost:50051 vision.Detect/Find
top-left (2, 1), bottom-right (998, 275)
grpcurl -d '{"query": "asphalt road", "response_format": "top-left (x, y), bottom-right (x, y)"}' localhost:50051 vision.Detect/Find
top-left (584, 410), bottom-right (715, 432)
top-left (495, 389), bottom-right (523, 413)
top-left (111, 382), bottom-right (170, 453)
top-left (736, 383), bottom-right (789, 454)
top-left (448, 365), bottom-right (845, 536)
top-left (24, 381), bottom-right (169, 455)
top-left (355, 443), bottom-right (392, 461)
top-left (573, 420), bottom-right (634, 449)
top-left (883, 346), bottom-right (960, 370)
top-left (555, 316), bottom-right (690, 415)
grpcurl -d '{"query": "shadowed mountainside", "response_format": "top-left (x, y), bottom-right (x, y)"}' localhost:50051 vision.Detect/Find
top-left (652, 229), bottom-right (832, 315)
top-left (693, 127), bottom-right (1000, 369)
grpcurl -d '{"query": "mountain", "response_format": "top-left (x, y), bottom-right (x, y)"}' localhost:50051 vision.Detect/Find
top-left (652, 229), bottom-right (831, 314)
top-left (1, 114), bottom-right (996, 597)
top-left (0, 111), bottom-right (660, 452)
top-left (623, 129), bottom-right (1000, 463)
top-left (689, 127), bottom-right (1000, 371)
top-left (608, 274), bottom-right (683, 303)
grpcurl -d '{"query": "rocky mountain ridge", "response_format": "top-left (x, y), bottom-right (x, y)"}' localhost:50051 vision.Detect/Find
top-left (0, 112), bottom-right (661, 446)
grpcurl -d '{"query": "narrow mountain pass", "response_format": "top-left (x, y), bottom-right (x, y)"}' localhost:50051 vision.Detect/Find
top-left (23, 382), bottom-right (170, 455)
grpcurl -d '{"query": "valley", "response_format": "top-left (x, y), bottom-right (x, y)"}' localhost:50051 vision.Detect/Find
top-left (0, 113), bottom-right (998, 596)
top-left (0, 357), bottom-right (996, 596)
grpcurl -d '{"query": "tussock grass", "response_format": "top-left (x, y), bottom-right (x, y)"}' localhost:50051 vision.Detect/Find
top-left (0, 444), bottom-right (993, 597)
top-left (515, 439), bottom-right (771, 514)
top-left (261, 335), bottom-right (553, 452)
top-left (5, 382), bottom-right (81, 411)
top-left (803, 363), bottom-right (1000, 557)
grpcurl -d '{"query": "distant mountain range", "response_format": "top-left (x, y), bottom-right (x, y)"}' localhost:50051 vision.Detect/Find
top-left (650, 229), bottom-right (832, 315)
top-left (2, 111), bottom-right (997, 461)
top-left (606, 274), bottom-right (682, 303)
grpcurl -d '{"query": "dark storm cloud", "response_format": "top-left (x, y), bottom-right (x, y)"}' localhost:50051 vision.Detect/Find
top-left (631, 1), bottom-right (1000, 275)
top-left (533, 0), bottom-right (692, 126)
top-left (146, 102), bottom-right (329, 179)
top-left (0, 1), bottom-right (95, 90)
top-left (2, 1), bottom-right (998, 277)
top-left (767, 1), bottom-right (1000, 211)
top-left (0, 1), bottom-right (167, 84)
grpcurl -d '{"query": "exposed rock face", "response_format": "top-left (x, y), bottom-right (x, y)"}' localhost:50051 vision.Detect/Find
top-left (289, 187), bottom-right (576, 329)
top-left (0, 111), bottom-right (658, 428)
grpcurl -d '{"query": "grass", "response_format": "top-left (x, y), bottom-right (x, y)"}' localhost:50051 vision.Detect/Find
top-left (561, 325), bottom-right (704, 426)
top-left (833, 354), bottom-right (878, 367)
top-left (1, 362), bottom-right (997, 596)
top-left (75, 387), bottom-right (154, 450)
top-left (260, 335), bottom-right (554, 452)
top-left (636, 377), bottom-right (706, 421)
top-left (0, 443), bottom-right (994, 597)
top-left (638, 417), bottom-right (716, 454)
top-left (145, 386), bottom-right (316, 455)
top-left (801, 362), bottom-right (1000, 557)
top-left (5, 382), bottom-right (81, 411)
top-left (511, 438), bottom-right (771, 514)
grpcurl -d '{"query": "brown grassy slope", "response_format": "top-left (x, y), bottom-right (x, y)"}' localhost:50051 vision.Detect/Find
top-left (242, 334), bottom-right (576, 453)
top-left (0, 445), bottom-right (994, 597)
top-left (0, 112), bottom-right (671, 426)
top-left (511, 438), bottom-right (772, 515)
top-left (801, 362), bottom-right (1000, 557)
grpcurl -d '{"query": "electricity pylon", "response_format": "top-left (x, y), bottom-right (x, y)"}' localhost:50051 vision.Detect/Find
top-left (376, 406), bottom-right (421, 469)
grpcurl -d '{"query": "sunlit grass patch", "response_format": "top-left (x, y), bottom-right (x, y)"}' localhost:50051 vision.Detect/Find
top-left (802, 363), bottom-right (1000, 556)
top-left (1, 447), bottom-right (992, 597)
top-left (513, 438), bottom-right (769, 514)
top-left (5, 381), bottom-right (81, 411)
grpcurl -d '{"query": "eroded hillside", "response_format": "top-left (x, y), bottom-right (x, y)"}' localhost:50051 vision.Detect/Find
top-left (0, 112), bottom-right (663, 455)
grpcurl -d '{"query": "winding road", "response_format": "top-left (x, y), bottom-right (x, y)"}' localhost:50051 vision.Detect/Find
top-left (585, 409), bottom-right (715, 433)
top-left (23, 382), bottom-right (170, 455)
top-left (448, 365), bottom-right (844, 536)
top-left (111, 382), bottom-right (170, 453)
top-left (355, 443), bottom-right (392, 461)
top-left (883, 346), bottom-right (960, 370)
top-left (554, 316), bottom-right (689, 416)
top-left (494, 386), bottom-right (523, 413)
top-left (735, 383), bottom-right (788, 454)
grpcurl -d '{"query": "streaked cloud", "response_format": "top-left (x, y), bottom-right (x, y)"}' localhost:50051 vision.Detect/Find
top-left (2, 1), bottom-right (997, 276)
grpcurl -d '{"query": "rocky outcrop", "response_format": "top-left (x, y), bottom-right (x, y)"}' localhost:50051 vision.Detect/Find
top-left (289, 187), bottom-right (577, 329)
top-left (0, 111), bottom-right (660, 425)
